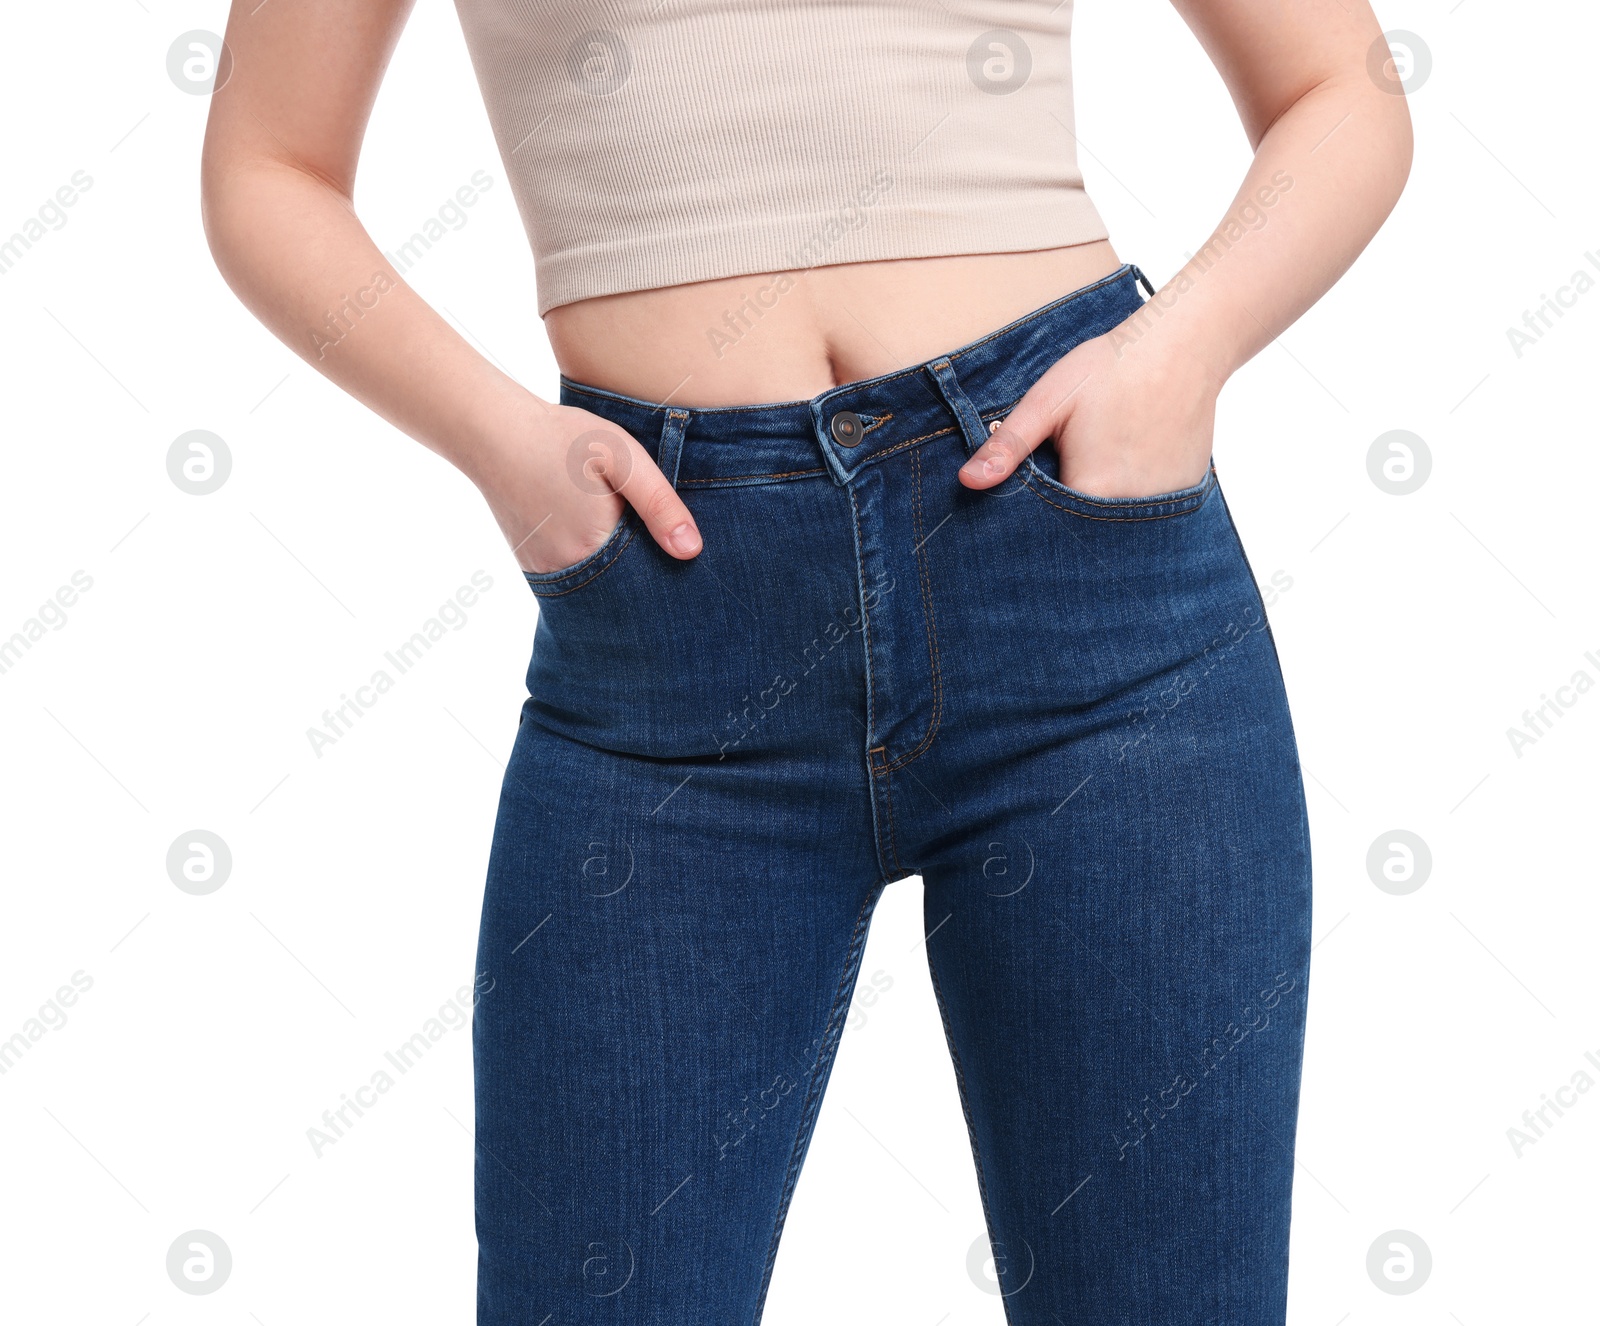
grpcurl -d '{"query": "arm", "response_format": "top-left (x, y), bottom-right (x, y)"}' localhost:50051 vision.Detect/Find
top-left (959, 0), bottom-right (1414, 495)
top-left (199, 0), bottom-right (702, 569)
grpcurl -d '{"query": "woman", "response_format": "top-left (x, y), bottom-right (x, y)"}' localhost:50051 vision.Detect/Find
top-left (202, 0), bottom-right (1410, 1319)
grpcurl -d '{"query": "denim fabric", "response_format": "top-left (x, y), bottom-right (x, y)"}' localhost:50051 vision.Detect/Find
top-left (474, 265), bottom-right (1314, 1324)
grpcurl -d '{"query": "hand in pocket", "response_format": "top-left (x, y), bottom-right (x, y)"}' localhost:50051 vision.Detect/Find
top-left (958, 325), bottom-right (1218, 501)
top-left (474, 403), bottom-right (702, 574)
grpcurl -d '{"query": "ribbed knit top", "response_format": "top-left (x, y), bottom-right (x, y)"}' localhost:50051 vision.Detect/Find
top-left (450, 0), bottom-right (1108, 314)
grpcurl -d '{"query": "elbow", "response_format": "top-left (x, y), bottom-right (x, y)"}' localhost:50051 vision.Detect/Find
top-left (1373, 85), bottom-right (1415, 222)
top-left (1391, 96), bottom-right (1415, 201)
top-left (197, 143), bottom-right (297, 297)
top-left (198, 139), bottom-right (244, 284)
top-left (1348, 46), bottom-right (1416, 210)
top-left (198, 127), bottom-right (282, 286)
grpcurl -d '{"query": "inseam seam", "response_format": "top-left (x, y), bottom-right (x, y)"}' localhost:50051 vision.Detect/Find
top-left (927, 952), bottom-right (1021, 1326)
top-left (750, 881), bottom-right (886, 1324)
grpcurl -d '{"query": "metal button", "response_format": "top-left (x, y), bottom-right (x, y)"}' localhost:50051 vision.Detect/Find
top-left (830, 411), bottom-right (864, 448)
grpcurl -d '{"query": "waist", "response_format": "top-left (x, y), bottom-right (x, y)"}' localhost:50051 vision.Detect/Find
top-left (556, 261), bottom-right (1148, 483)
top-left (545, 241), bottom-right (1122, 407)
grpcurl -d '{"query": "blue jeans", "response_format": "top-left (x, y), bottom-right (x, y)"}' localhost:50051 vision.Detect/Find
top-left (474, 265), bottom-right (1313, 1324)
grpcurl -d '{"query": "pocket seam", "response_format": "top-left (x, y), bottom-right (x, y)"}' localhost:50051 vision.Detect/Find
top-left (1019, 461), bottom-right (1217, 522)
top-left (522, 513), bottom-right (637, 598)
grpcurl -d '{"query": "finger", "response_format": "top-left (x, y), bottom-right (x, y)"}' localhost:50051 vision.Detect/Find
top-left (957, 419), bottom-right (1040, 489)
top-left (612, 434), bottom-right (703, 559)
top-left (957, 370), bottom-right (1085, 489)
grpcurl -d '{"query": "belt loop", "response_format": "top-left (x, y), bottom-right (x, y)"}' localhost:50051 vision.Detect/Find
top-left (926, 359), bottom-right (989, 458)
top-left (656, 408), bottom-right (690, 490)
top-left (1131, 264), bottom-right (1156, 297)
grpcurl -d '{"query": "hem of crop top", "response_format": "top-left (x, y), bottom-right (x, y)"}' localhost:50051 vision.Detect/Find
top-left (532, 188), bottom-right (1109, 316)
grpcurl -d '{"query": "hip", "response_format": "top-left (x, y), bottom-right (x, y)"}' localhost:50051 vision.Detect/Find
top-left (520, 264), bottom-right (1294, 778)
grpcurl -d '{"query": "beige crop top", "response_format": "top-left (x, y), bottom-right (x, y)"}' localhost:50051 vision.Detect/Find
top-left (450, 0), bottom-right (1108, 314)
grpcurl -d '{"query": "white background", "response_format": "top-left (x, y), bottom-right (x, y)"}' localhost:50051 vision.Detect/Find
top-left (2, 1), bottom-right (1596, 1322)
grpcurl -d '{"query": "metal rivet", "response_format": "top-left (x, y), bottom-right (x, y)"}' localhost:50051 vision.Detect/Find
top-left (830, 411), bottom-right (864, 447)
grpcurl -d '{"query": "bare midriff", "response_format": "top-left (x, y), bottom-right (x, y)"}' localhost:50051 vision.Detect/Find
top-left (543, 240), bottom-right (1121, 408)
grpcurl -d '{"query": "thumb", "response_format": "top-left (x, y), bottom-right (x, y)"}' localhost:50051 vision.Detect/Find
top-left (957, 366), bottom-right (1089, 490)
top-left (612, 433), bottom-right (703, 559)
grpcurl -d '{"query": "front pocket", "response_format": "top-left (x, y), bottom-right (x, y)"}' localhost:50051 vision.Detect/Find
top-left (1019, 456), bottom-right (1217, 522)
top-left (521, 509), bottom-right (638, 598)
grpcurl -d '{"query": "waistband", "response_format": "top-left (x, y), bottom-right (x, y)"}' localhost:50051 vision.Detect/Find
top-left (557, 263), bottom-right (1150, 488)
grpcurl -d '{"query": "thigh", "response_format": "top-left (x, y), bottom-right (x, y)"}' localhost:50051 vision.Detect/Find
top-left (924, 784), bottom-right (1310, 1321)
top-left (473, 716), bottom-right (883, 1325)
top-left (920, 486), bottom-right (1314, 1324)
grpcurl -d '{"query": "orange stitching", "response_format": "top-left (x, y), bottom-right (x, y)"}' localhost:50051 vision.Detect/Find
top-left (881, 769), bottom-right (906, 877)
top-left (860, 424), bottom-right (956, 464)
top-left (1027, 460), bottom-right (1215, 510)
top-left (849, 487), bottom-right (877, 760)
top-left (677, 466), bottom-right (827, 486)
top-left (526, 524), bottom-right (638, 598)
top-left (883, 447), bottom-right (944, 774)
top-left (1018, 467), bottom-right (1217, 523)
